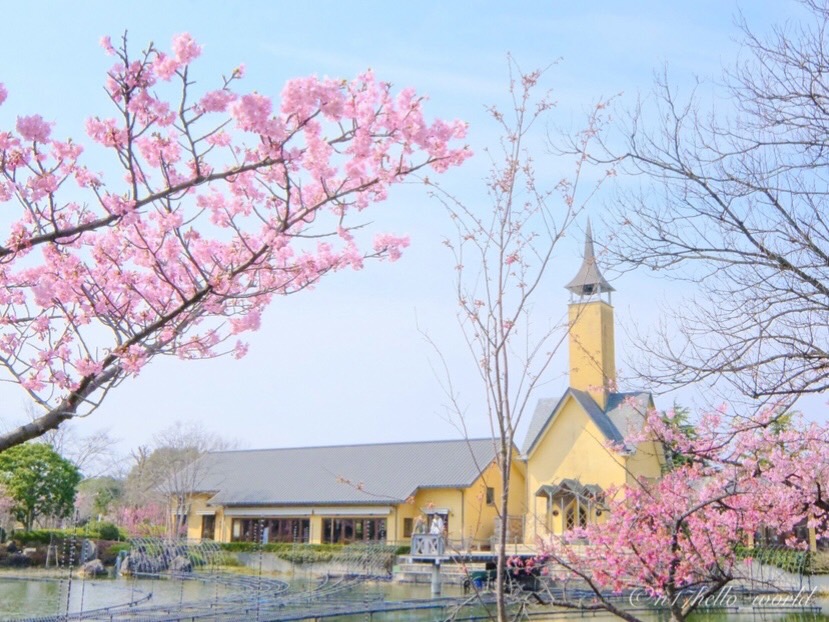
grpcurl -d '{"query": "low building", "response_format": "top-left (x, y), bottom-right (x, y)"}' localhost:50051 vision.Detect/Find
top-left (182, 438), bottom-right (525, 547)
top-left (177, 224), bottom-right (664, 547)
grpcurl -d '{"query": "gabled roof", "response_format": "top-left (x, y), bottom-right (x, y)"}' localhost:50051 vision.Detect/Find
top-left (190, 438), bottom-right (500, 507)
top-left (522, 397), bottom-right (560, 457)
top-left (522, 388), bottom-right (649, 457)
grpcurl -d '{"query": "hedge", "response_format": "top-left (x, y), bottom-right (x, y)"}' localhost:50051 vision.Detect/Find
top-left (217, 542), bottom-right (406, 565)
top-left (13, 523), bottom-right (126, 545)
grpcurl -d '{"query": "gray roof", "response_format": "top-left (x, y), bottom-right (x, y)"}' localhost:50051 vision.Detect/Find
top-left (535, 479), bottom-right (604, 499)
top-left (570, 389), bottom-right (626, 445)
top-left (522, 388), bottom-right (648, 456)
top-left (522, 397), bottom-right (563, 456)
top-left (191, 438), bottom-right (500, 507)
top-left (605, 392), bottom-right (652, 439)
top-left (565, 220), bottom-right (615, 297)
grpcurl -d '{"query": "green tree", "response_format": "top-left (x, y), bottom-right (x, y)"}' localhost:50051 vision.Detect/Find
top-left (0, 444), bottom-right (81, 531)
top-left (660, 404), bottom-right (697, 472)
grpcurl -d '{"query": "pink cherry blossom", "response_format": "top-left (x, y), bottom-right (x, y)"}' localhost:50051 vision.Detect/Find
top-left (153, 53), bottom-right (180, 81)
top-left (230, 93), bottom-right (274, 133)
top-left (16, 115), bottom-right (52, 143)
top-left (99, 36), bottom-right (115, 55)
top-left (0, 33), bottom-right (470, 451)
top-left (198, 89), bottom-right (237, 113)
top-left (373, 233), bottom-right (410, 261)
top-left (171, 33), bottom-right (201, 64)
top-left (540, 406), bottom-right (829, 621)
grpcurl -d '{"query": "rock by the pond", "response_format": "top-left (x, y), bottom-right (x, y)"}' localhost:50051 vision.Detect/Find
top-left (80, 559), bottom-right (106, 577)
top-left (121, 552), bottom-right (164, 574)
top-left (169, 556), bottom-right (192, 573)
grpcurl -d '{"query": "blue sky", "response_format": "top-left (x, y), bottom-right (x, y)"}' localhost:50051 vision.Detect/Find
top-left (0, 1), bottom-right (814, 454)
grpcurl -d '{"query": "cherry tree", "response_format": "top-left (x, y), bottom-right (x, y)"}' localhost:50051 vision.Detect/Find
top-left (0, 33), bottom-right (470, 450)
top-left (539, 407), bottom-right (829, 622)
top-left (116, 502), bottom-right (169, 538)
top-left (431, 61), bottom-right (613, 622)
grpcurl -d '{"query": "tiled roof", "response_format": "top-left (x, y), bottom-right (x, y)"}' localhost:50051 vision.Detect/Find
top-left (190, 438), bottom-right (500, 506)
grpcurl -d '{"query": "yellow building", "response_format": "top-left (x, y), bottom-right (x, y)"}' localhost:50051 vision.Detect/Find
top-left (179, 438), bottom-right (525, 548)
top-left (178, 223), bottom-right (662, 548)
top-left (521, 222), bottom-right (664, 542)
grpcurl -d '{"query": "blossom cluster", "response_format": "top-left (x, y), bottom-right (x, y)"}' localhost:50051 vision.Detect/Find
top-left (0, 33), bottom-right (470, 422)
top-left (540, 407), bottom-right (829, 607)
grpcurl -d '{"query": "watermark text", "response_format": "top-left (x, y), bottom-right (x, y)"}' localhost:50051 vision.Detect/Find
top-left (629, 586), bottom-right (818, 610)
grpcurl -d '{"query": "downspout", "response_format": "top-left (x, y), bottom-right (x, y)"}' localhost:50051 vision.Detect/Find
top-left (460, 488), bottom-right (465, 546)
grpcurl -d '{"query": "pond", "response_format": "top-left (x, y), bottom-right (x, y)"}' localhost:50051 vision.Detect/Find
top-left (0, 572), bottom-right (218, 618)
top-left (0, 571), bottom-right (826, 621)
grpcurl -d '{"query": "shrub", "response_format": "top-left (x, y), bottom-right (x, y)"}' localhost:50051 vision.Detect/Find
top-left (212, 553), bottom-right (241, 567)
top-left (737, 545), bottom-right (811, 574)
top-left (4, 553), bottom-right (31, 568)
top-left (100, 542), bottom-right (130, 566)
top-left (809, 551), bottom-right (829, 575)
top-left (220, 542), bottom-right (257, 553)
top-left (91, 522), bottom-right (122, 541)
top-left (14, 529), bottom-right (64, 545)
top-left (24, 548), bottom-right (47, 567)
top-left (218, 542), bottom-right (347, 564)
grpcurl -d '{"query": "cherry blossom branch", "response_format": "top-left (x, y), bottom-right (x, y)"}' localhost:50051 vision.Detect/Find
top-left (0, 32), bottom-right (471, 448)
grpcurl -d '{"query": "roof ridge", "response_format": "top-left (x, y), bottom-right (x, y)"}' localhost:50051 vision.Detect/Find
top-left (207, 437), bottom-right (496, 455)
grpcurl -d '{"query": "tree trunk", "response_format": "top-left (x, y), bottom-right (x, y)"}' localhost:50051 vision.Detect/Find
top-left (495, 440), bottom-right (511, 622)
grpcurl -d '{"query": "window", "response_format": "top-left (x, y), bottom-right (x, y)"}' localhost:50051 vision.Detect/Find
top-left (485, 487), bottom-right (495, 505)
top-left (565, 502), bottom-right (587, 531)
top-left (230, 518), bottom-right (310, 543)
top-left (403, 518), bottom-right (413, 538)
top-left (201, 515), bottom-right (216, 540)
top-left (322, 518), bottom-right (387, 544)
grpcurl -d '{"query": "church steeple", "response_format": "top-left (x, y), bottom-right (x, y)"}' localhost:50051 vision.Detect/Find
top-left (566, 221), bottom-right (616, 409)
top-left (565, 219), bottom-right (614, 302)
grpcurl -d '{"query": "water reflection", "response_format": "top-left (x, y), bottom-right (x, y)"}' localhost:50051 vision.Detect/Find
top-left (0, 574), bottom-right (824, 621)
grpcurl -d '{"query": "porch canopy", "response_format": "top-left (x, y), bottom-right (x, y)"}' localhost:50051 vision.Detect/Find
top-left (535, 478), bottom-right (604, 504)
top-left (536, 478), bottom-right (606, 528)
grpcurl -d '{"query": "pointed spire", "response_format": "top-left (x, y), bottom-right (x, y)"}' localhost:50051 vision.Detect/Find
top-left (565, 219), bottom-right (614, 298)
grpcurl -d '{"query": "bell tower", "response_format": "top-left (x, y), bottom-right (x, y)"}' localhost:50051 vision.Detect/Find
top-left (565, 220), bottom-right (616, 409)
